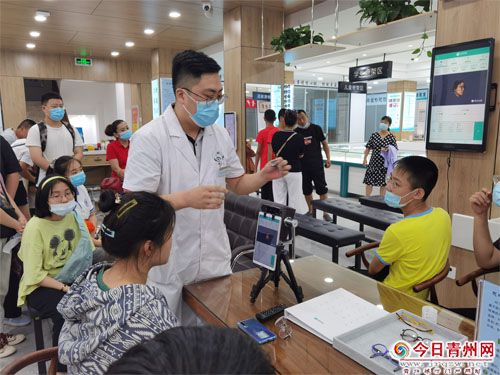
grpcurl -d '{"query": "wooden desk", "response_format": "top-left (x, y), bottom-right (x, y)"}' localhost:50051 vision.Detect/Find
top-left (81, 153), bottom-right (111, 186)
top-left (183, 256), bottom-right (475, 374)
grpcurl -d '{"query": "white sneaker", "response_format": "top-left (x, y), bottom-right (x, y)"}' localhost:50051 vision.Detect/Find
top-left (6, 333), bottom-right (26, 346)
top-left (0, 344), bottom-right (16, 359)
top-left (4, 314), bottom-right (32, 327)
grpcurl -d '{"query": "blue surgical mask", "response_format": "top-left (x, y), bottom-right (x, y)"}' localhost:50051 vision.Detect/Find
top-left (183, 91), bottom-right (219, 128)
top-left (50, 200), bottom-right (77, 217)
top-left (379, 123), bottom-right (389, 131)
top-left (119, 130), bottom-right (132, 140)
top-left (493, 183), bottom-right (500, 206)
top-left (49, 107), bottom-right (65, 122)
top-left (384, 190), bottom-right (416, 208)
top-left (298, 122), bottom-right (310, 129)
top-left (69, 171), bottom-right (86, 187)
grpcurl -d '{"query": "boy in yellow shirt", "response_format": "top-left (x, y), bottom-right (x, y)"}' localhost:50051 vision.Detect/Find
top-left (368, 156), bottom-right (451, 299)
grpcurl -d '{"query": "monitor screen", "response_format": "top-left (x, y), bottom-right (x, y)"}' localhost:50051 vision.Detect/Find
top-left (426, 38), bottom-right (494, 152)
top-left (224, 112), bottom-right (237, 148)
top-left (253, 212), bottom-right (282, 271)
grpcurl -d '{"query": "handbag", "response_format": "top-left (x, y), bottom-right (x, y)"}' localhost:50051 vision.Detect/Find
top-left (55, 211), bottom-right (93, 284)
top-left (100, 176), bottom-right (123, 193)
top-left (0, 174), bottom-right (18, 239)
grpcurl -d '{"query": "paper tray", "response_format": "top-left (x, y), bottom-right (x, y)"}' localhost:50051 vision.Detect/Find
top-left (331, 309), bottom-right (467, 375)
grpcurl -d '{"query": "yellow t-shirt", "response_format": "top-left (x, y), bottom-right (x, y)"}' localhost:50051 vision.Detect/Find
top-left (17, 214), bottom-right (85, 306)
top-left (374, 207), bottom-right (451, 299)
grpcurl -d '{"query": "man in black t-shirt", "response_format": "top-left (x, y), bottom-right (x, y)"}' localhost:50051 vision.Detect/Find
top-left (295, 110), bottom-right (332, 219)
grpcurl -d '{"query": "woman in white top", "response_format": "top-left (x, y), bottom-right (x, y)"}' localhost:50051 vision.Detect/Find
top-left (51, 156), bottom-right (100, 247)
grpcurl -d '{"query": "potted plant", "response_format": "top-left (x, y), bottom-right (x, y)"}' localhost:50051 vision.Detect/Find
top-left (357, 0), bottom-right (430, 26)
top-left (270, 25), bottom-right (324, 53)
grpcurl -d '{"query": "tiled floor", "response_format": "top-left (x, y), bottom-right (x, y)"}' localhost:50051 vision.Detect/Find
top-left (0, 195), bottom-right (384, 374)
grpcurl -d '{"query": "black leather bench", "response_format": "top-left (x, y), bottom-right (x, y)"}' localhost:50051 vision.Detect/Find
top-left (312, 196), bottom-right (403, 233)
top-left (358, 195), bottom-right (402, 214)
top-left (295, 213), bottom-right (365, 265)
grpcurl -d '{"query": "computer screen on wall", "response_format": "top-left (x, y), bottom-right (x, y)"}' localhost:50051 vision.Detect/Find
top-left (426, 38), bottom-right (494, 152)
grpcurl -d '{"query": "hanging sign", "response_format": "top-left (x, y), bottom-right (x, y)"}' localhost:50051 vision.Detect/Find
top-left (338, 82), bottom-right (367, 94)
top-left (349, 61), bottom-right (393, 82)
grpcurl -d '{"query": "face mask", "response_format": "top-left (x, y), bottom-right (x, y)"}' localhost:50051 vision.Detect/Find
top-left (493, 183), bottom-right (500, 206)
top-left (49, 107), bottom-right (65, 122)
top-left (69, 171), bottom-right (86, 187)
top-left (298, 122), bottom-right (310, 129)
top-left (183, 91), bottom-right (219, 128)
top-left (119, 130), bottom-right (132, 140)
top-left (50, 200), bottom-right (77, 217)
top-left (379, 123), bottom-right (389, 131)
top-left (384, 190), bottom-right (416, 208)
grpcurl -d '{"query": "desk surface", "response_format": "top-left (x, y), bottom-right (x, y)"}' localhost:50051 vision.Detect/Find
top-left (183, 256), bottom-right (475, 374)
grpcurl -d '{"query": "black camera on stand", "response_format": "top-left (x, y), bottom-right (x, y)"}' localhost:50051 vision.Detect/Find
top-left (250, 203), bottom-right (303, 304)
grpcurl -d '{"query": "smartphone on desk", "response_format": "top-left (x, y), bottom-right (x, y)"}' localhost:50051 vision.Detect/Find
top-left (237, 318), bottom-right (277, 345)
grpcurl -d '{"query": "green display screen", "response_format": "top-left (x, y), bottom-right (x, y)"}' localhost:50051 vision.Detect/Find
top-left (75, 57), bottom-right (92, 66)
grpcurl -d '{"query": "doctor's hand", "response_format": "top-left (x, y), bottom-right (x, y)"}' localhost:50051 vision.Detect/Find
top-left (470, 188), bottom-right (491, 218)
top-left (260, 157), bottom-right (291, 181)
top-left (186, 185), bottom-right (228, 210)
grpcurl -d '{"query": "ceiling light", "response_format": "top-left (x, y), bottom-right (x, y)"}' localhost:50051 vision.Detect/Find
top-left (408, 44), bottom-right (413, 47)
top-left (169, 11), bottom-right (181, 18)
top-left (30, 31), bottom-right (40, 38)
top-left (331, 35), bottom-right (336, 40)
top-left (324, 277), bottom-right (334, 283)
top-left (318, 77), bottom-right (324, 81)
top-left (373, 81), bottom-right (379, 85)
top-left (26, 43), bottom-right (36, 49)
top-left (34, 10), bottom-right (50, 22)
top-left (125, 41), bottom-right (135, 47)
top-left (414, 58), bottom-right (420, 62)
top-left (368, 86), bottom-right (373, 89)
top-left (362, 53), bottom-right (367, 57)
top-left (111, 51), bottom-right (120, 57)
top-left (144, 28), bottom-right (155, 35)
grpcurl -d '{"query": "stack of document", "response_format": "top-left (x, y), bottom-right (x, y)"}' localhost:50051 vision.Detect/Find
top-left (284, 288), bottom-right (388, 344)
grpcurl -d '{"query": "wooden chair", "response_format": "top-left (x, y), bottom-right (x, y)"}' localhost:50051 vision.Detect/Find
top-left (0, 347), bottom-right (57, 375)
top-left (346, 242), bottom-right (451, 305)
top-left (456, 267), bottom-right (500, 296)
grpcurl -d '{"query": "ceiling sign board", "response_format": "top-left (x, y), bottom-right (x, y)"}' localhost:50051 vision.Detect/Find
top-left (349, 61), bottom-right (393, 82)
top-left (74, 57), bottom-right (92, 67)
top-left (338, 82), bottom-right (367, 94)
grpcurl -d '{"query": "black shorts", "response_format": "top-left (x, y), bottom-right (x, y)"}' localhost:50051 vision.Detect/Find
top-left (302, 167), bottom-right (328, 196)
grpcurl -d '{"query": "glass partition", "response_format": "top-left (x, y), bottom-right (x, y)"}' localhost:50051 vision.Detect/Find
top-left (245, 83), bottom-right (282, 140)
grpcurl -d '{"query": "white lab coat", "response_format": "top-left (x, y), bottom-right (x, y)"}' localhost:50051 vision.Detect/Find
top-left (123, 105), bottom-right (244, 318)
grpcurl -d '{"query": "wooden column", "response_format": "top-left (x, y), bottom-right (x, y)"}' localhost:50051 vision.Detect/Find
top-left (0, 76), bottom-right (26, 128)
top-left (428, 0), bottom-right (500, 308)
top-left (387, 80), bottom-right (417, 141)
top-left (223, 5), bottom-right (285, 161)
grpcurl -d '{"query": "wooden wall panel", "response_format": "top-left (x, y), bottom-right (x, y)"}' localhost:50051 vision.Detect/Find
top-left (0, 76), bottom-right (26, 128)
top-left (140, 83), bottom-right (152, 125)
top-left (151, 49), bottom-right (159, 79)
top-left (224, 7), bottom-right (242, 51)
top-left (223, 47), bottom-right (243, 156)
top-left (427, 0), bottom-right (500, 308)
top-left (128, 60), bottom-right (150, 83)
top-left (0, 51), bottom-right (61, 79)
top-left (158, 48), bottom-right (182, 77)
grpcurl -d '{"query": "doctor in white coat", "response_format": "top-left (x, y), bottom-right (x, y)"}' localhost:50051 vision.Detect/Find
top-left (123, 50), bottom-right (290, 320)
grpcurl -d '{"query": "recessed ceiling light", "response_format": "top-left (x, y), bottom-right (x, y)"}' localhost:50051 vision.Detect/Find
top-left (373, 81), bottom-right (379, 85)
top-left (169, 11), bottom-right (181, 18)
top-left (111, 51), bottom-right (120, 57)
top-left (125, 41), bottom-right (135, 47)
top-left (30, 31), bottom-right (40, 38)
top-left (318, 77), bottom-right (324, 81)
top-left (368, 86), bottom-right (373, 89)
top-left (34, 10), bottom-right (50, 22)
top-left (324, 277), bottom-right (334, 283)
top-left (144, 28), bottom-right (155, 35)
top-left (26, 43), bottom-right (36, 49)
top-left (408, 44), bottom-right (413, 47)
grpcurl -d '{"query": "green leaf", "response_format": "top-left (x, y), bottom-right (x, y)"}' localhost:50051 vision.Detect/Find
top-left (427, 50), bottom-right (432, 57)
top-left (422, 32), bottom-right (429, 39)
top-left (412, 48), bottom-right (421, 54)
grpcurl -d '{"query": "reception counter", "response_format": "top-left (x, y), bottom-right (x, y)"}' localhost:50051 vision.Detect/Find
top-left (81, 150), bottom-right (110, 185)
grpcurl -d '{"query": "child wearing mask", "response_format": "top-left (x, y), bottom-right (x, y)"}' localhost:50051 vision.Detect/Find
top-left (50, 156), bottom-right (100, 247)
top-left (58, 190), bottom-right (178, 374)
top-left (17, 175), bottom-right (94, 371)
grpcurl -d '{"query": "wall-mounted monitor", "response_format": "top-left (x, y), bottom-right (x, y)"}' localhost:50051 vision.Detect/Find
top-left (426, 38), bottom-right (495, 152)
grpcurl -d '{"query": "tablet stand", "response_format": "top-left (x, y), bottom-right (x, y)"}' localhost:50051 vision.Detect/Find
top-left (250, 217), bottom-right (304, 304)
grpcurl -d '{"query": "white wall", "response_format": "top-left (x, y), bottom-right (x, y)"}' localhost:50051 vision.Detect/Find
top-left (349, 93), bottom-right (366, 143)
top-left (60, 80), bottom-right (131, 143)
